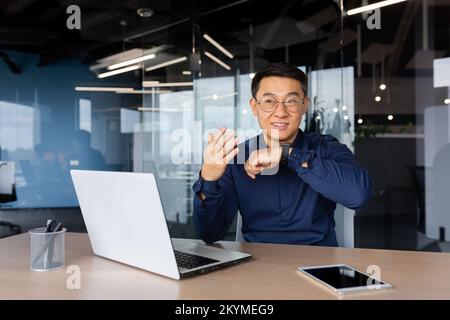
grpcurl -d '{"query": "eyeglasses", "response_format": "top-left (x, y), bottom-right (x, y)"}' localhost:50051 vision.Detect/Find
top-left (255, 96), bottom-right (305, 113)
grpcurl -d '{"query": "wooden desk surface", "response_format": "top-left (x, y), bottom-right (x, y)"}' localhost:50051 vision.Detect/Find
top-left (1, 232), bottom-right (450, 300)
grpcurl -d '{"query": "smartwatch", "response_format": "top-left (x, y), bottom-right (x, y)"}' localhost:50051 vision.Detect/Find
top-left (280, 143), bottom-right (291, 164)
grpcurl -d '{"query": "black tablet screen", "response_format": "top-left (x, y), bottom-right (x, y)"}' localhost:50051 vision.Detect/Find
top-left (302, 265), bottom-right (384, 289)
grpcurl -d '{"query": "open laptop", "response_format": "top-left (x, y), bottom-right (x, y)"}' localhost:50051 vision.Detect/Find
top-left (70, 170), bottom-right (251, 280)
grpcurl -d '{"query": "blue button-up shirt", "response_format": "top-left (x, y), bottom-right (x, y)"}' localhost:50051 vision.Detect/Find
top-left (192, 130), bottom-right (372, 246)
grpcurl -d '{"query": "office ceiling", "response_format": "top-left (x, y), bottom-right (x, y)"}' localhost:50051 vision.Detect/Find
top-left (0, 0), bottom-right (449, 77)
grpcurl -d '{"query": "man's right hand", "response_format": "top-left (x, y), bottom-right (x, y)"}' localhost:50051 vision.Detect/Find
top-left (200, 127), bottom-right (239, 181)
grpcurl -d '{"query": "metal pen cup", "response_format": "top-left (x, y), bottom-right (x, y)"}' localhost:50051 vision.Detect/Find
top-left (29, 227), bottom-right (66, 271)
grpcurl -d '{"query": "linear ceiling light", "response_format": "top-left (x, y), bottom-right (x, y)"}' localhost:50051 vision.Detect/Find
top-left (98, 65), bottom-right (140, 79)
top-left (115, 89), bottom-right (172, 94)
top-left (203, 34), bottom-right (234, 59)
top-left (204, 51), bottom-right (231, 70)
top-left (108, 53), bottom-right (155, 70)
top-left (145, 56), bottom-right (188, 72)
top-left (142, 81), bottom-right (193, 87)
top-left (75, 86), bottom-right (134, 92)
top-left (137, 107), bottom-right (192, 112)
top-left (346, 0), bottom-right (407, 16)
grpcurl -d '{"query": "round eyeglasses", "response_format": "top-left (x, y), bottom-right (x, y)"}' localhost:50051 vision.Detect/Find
top-left (255, 96), bottom-right (305, 113)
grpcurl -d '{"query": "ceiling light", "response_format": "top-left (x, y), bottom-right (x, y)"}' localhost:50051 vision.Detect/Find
top-left (98, 65), bottom-right (140, 78)
top-left (137, 107), bottom-right (191, 113)
top-left (343, 115), bottom-right (349, 120)
top-left (249, 73), bottom-right (255, 79)
top-left (375, 96), bottom-right (381, 102)
top-left (204, 51), bottom-right (231, 70)
top-left (145, 56), bottom-right (188, 72)
top-left (357, 118), bottom-right (363, 124)
top-left (203, 34), bottom-right (234, 59)
top-left (142, 81), bottom-right (193, 87)
top-left (444, 98), bottom-right (450, 104)
top-left (136, 8), bottom-right (153, 18)
top-left (200, 92), bottom-right (237, 101)
top-left (333, 107), bottom-right (339, 113)
top-left (115, 89), bottom-right (171, 94)
top-left (346, 0), bottom-right (407, 16)
top-left (380, 84), bottom-right (387, 90)
top-left (75, 86), bottom-right (134, 92)
top-left (143, 81), bottom-right (159, 85)
top-left (107, 54), bottom-right (155, 70)
top-left (387, 114), bottom-right (394, 121)
top-left (182, 71), bottom-right (192, 75)
top-left (342, 105), bottom-right (347, 111)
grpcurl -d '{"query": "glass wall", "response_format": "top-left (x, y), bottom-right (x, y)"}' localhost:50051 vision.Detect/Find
top-left (1, 0), bottom-right (450, 252)
top-left (346, 0), bottom-right (450, 251)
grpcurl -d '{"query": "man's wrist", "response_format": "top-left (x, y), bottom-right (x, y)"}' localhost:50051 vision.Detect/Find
top-left (200, 165), bottom-right (220, 181)
top-left (200, 169), bottom-right (212, 181)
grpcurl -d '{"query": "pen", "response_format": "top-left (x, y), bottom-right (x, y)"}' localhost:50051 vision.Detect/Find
top-left (53, 223), bottom-right (63, 232)
top-left (43, 220), bottom-right (53, 268)
top-left (45, 219), bottom-right (52, 233)
top-left (45, 220), bottom-right (57, 233)
top-left (46, 222), bottom-right (62, 267)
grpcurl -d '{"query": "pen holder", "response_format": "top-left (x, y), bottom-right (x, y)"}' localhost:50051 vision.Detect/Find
top-left (29, 227), bottom-right (66, 271)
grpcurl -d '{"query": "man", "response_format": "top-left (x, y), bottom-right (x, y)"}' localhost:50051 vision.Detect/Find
top-left (65, 130), bottom-right (106, 171)
top-left (192, 63), bottom-right (372, 247)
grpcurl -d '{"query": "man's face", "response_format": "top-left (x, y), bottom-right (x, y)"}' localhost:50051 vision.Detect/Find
top-left (250, 76), bottom-right (308, 145)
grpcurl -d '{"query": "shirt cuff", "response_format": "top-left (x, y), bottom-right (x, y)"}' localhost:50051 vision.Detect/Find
top-left (192, 171), bottom-right (221, 195)
top-left (287, 148), bottom-right (314, 174)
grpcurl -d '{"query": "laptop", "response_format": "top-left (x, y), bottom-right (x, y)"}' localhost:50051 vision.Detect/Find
top-left (70, 170), bottom-right (251, 280)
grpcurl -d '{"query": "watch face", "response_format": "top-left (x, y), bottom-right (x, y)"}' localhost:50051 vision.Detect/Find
top-left (281, 144), bottom-right (290, 163)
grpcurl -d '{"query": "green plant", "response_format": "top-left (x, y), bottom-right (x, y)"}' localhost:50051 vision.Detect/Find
top-left (355, 119), bottom-right (391, 139)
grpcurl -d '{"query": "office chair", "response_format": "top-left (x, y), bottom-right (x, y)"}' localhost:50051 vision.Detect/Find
top-left (0, 186), bottom-right (21, 238)
top-left (407, 165), bottom-right (426, 233)
top-left (0, 161), bottom-right (21, 237)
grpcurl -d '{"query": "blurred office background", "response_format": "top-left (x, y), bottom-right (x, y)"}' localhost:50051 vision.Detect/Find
top-left (1, 0), bottom-right (450, 252)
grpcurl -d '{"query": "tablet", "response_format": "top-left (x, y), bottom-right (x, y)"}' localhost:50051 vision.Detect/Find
top-left (298, 264), bottom-right (393, 294)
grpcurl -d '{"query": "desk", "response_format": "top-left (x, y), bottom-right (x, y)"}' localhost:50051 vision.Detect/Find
top-left (1, 233), bottom-right (450, 299)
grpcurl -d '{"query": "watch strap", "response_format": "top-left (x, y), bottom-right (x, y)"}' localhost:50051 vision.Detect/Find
top-left (280, 143), bottom-right (291, 163)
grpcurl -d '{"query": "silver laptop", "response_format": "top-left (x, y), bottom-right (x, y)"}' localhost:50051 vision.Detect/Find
top-left (70, 170), bottom-right (251, 280)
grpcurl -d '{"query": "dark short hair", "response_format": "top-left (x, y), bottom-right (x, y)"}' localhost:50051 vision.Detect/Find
top-left (73, 129), bottom-right (91, 146)
top-left (251, 63), bottom-right (308, 98)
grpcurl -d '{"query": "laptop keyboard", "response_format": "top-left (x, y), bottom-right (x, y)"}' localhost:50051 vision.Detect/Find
top-left (174, 250), bottom-right (219, 270)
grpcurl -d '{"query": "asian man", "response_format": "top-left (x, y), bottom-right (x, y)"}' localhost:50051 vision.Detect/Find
top-left (192, 63), bottom-right (372, 247)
